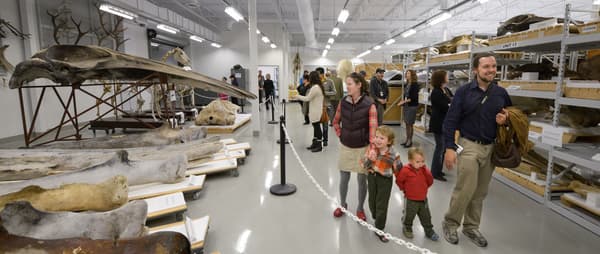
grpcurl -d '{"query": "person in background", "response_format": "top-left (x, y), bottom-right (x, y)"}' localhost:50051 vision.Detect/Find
top-left (363, 125), bottom-right (402, 242)
top-left (429, 70), bottom-right (454, 182)
top-left (258, 70), bottom-right (265, 104)
top-left (297, 74), bottom-right (311, 125)
top-left (229, 74), bottom-right (240, 106)
top-left (294, 71), bottom-right (325, 152)
top-left (299, 70), bottom-right (309, 85)
top-left (329, 70), bottom-right (344, 126)
top-left (219, 77), bottom-right (229, 101)
top-left (263, 73), bottom-right (275, 110)
top-left (395, 147), bottom-right (439, 241)
top-left (442, 53), bottom-right (510, 247)
top-left (317, 67), bottom-right (336, 147)
top-left (370, 68), bottom-right (389, 125)
top-left (332, 72), bottom-right (378, 221)
top-left (359, 70), bottom-right (369, 93)
top-left (397, 70), bottom-right (419, 148)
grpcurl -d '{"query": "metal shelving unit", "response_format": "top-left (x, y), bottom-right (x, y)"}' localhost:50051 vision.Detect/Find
top-left (506, 89), bottom-right (556, 99)
top-left (557, 97), bottom-right (600, 109)
top-left (492, 173), bottom-right (545, 204)
top-left (553, 144), bottom-right (600, 172)
top-left (472, 34), bottom-right (563, 53)
top-left (547, 200), bottom-right (600, 237)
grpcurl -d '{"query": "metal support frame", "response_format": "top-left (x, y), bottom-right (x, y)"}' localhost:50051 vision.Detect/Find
top-left (468, 31), bottom-right (476, 82)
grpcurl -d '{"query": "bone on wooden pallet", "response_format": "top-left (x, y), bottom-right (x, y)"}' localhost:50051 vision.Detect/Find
top-left (1, 200), bottom-right (147, 240)
top-left (0, 225), bottom-right (191, 254)
top-left (149, 215), bottom-right (210, 250)
top-left (129, 175), bottom-right (206, 200)
top-left (0, 151), bottom-right (187, 196)
top-left (0, 175), bottom-right (127, 212)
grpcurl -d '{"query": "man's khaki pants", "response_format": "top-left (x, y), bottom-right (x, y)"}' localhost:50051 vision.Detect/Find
top-left (444, 138), bottom-right (494, 230)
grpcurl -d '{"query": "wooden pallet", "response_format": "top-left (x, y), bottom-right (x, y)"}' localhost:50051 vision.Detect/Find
top-left (495, 167), bottom-right (570, 197)
top-left (201, 114), bottom-right (251, 134)
top-left (577, 21), bottom-right (600, 35)
top-left (128, 175), bottom-right (206, 200)
top-left (560, 193), bottom-right (600, 218)
top-left (488, 25), bottom-right (565, 46)
top-left (144, 192), bottom-right (187, 220)
top-left (149, 216), bottom-right (210, 251)
top-left (499, 80), bottom-right (559, 91)
top-left (564, 81), bottom-right (600, 100)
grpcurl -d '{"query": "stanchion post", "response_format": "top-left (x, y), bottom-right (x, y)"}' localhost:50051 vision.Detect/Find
top-left (277, 99), bottom-right (289, 144)
top-left (268, 97), bottom-right (278, 124)
top-left (270, 115), bottom-right (296, 196)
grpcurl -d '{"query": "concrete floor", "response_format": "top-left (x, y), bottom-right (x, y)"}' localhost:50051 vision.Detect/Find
top-left (1, 102), bottom-right (599, 254)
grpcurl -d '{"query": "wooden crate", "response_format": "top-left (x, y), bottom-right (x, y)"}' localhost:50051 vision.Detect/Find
top-left (429, 52), bottom-right (470, 63)
top-left (564, 87), bottom-right (600, 100)
top-left (577, 21), bottom-right (600, 35)
top-left (488, 25), bottom-right (564, 46)
top-left (499, 80), bottom-right (558, 91)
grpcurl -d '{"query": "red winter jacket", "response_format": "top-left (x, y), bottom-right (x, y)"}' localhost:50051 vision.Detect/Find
top-left (394, 164), bottom-right (433, 201)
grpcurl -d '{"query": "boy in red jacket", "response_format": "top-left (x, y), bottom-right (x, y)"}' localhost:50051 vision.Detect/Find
top-left (395, 147), bottom-right (439, 241)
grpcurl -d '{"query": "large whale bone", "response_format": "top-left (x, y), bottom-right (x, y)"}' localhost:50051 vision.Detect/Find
top-left (0, 225), bottom-right (191, 254)
top-left (1, 200), bottom-right (147, 240)
top-left (0, 175), bottom-right (127, 211)
top-left (39, 124), bottom-right (207, 149)
top-left (0, 151), bottom-right (187, 195)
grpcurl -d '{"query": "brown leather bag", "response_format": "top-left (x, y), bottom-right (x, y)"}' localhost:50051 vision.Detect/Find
top-left (320, 105), bottom-right (329, 123)
top-left (491, 142), bottom-right (521, 168)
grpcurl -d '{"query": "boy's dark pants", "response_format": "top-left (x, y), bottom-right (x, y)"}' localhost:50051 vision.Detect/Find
top-left (367, 172), bottom-right (392, 230)
top-left (403, 198), bottom-right (435, 236)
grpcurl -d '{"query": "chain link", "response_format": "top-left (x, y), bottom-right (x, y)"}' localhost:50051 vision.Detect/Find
top-left (281, 125), bottom-right (437, 254)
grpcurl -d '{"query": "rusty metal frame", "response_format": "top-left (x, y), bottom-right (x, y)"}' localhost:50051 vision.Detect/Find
top-left (17, 73), bottom-right (166, 147)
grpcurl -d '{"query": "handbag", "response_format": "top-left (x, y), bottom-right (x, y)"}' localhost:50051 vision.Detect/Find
top-left (320, 105), bottom-right (329, 123)
top-left (491, 142), bottom-right (521, 168)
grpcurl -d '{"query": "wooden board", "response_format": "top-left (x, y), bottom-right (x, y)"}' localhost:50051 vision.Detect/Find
top-left (355, 63), bottom-right (404, 78)
top-left (495, 167), bottom-right (570, 197)
top-left (188, 149), bottom-right (246, 168)
top-left (219, 138), bottom-right (237, 145)
top-left (561, 193), bottom-right (600, 217)
top-left (128, 175), bottom-right (206, 200)
top-left (202, 114), bottom-right (251, 134)
top-left (488, 25), bottom-right (565, 46)
top-left (144, 192), bottom-right (187, 219)
top-left (223, 142), bottom-right (251, 152)
top-left (383, 86), bottom-right (403, 124)
top-left (186, 159), bottom-right (237, 176)
top-left (499, 80), bottom-right (559, 91)
top-left (149, 216), bottom-right (210, 250)
top-left (577, 21), bottom-right (600, 35)
top-left (529, 121), bottom-right (600, 144)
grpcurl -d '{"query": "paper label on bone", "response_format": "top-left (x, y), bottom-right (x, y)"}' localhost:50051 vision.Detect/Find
top-left (189, 175), bottom-right (205, 186)
top-left (144, 192), bottom-right (185, 215)
top-left (507, 85), bottom-right (521, 90)
top-left (592, 153), bottom-right (600, 162)
top-left (542, 126), bottom-right (564, 147)
top-left (581, 25), bottom-right (598, 33)
top-left (586, 192), bottom-right (600, 208)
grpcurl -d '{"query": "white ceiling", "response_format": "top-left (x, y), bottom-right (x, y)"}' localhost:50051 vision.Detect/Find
top-left (148, 0), bottom-right (598, 56)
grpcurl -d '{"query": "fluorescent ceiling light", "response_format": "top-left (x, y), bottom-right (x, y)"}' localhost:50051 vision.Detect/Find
top-left (150, 42), bottom-right (159, 47)
top-left (189, 35), bottom-right (204, 42)
top-left (594, 0), bottom-right (600, 5)
top-left (225, 6), bottom-right (244, 22)
top-left (325, 44), bottom-right (331, 49)
top-left (262, 36), bottom-right (270, 43)
top-left (332, 27), bottom-right (340, 36)
top-left (157, 24), bottom-right (178, 34)
top-left (337, 9), bottom-right (349, 23)
top-left (270, 43), bottom-right (277, 48)
top-left (322, 49), bottom-right (328, 57)
top-left (99, 4), bottom-right (137, 20)
top-left (384, 39), bottom-right (395, 45)
top-left (373, 45), bottom-right (381, 50)
top-left (327, 38), bottom-right (335, 44)
top-left (351, 58), bottom-right (363, 64)
top-left (401, 29), bottom-right (416, 38)
top-left (357, 50), bottom-right (371, 58)
top-left (211, 43), bottom-right (222, 48)
top-left (256, 29), bottom-right (261, 34)
top-left (428, 12), bottom-right (452, 26)
top-left (478, 0), bottom-right (489, 3)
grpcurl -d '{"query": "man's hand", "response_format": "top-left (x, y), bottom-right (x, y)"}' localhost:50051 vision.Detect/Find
top-left (378, 98), bottom-right (386, 104)
top-left (444, 149), bottom-right (457, 170)
top-left (496, 108), bottom-right (509, 125)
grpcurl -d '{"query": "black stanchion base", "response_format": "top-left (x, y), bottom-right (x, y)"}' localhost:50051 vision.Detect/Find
top-left (270, 183), bottom-right (297, 196)
top-left (268, 121), bottom-right (279, 124)
top-left (276, 138), bottom-right (290, 144)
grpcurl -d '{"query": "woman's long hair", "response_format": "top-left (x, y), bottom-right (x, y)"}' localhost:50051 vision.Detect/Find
top-left (309, 71), bottom-right (324, 94)
top-left (406, 70), bottom-right (417, 83)
top-left (431, 70), bottom-right (447, 89)
top-left (346, 72), bottom-right (369, 96)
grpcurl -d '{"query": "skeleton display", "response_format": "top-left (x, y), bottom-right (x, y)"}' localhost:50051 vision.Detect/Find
top-left (434, 35), bottom-right (488, 54)
top-left (1, 200), bottom-right (147, 240)
top-left (0, 175), bottom-right (127, 212)
top-left (8, 45), bottom-right (257, 99)
top-left (153, 47), bottom-right (195, 114)
top-left (195, 100), bottom-right (240, 126)
top-left (0, 18), bottom-right (29, 77)
top-left (39, 124), bottom-right (206, 149)
top-left (0, 226), bottom-right (191, 254)
top-left (0, 151), bottom-right (187, 196)
top-left (497, 14), bottom-right (581, 36)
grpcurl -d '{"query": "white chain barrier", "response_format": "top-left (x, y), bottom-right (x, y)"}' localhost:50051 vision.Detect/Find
top-left (281, 125), bottom-right (437, 254)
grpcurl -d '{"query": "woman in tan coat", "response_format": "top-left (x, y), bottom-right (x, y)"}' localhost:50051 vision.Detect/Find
top-left (294, 71), bottom-right (325, 152)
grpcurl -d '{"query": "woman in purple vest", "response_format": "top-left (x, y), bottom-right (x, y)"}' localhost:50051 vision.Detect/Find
top-left (332, 72), bottom-right (378, 221)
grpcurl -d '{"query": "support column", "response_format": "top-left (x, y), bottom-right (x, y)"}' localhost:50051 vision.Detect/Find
top-left (248, 0), bottom-right (260, 136)
top-left (280, 30), bottom-right (289, 101)
top-left (18, 0), bottom-right (42, 133)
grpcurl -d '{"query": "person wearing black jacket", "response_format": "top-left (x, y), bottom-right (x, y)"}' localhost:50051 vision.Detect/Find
top-left (429, 70), bottom-right (453, 181)
top-left (264, 74), bottom-right (275, 110)
top-left (370, 68), bottom-right (389, 125)
top-left (397, 70), bottom-right (420, 148)
top-left (297, 74), bottom-right (310, 124)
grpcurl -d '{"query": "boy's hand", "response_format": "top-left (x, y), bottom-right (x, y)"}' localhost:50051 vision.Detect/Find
top-left (367, 149), bottom-right (377, 161)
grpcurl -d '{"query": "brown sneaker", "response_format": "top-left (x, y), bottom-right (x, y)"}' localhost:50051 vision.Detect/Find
top-left (463, 229), bottom-right (488, 247)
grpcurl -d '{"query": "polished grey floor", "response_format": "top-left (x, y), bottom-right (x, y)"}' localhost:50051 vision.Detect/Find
top-left (192, 103), bottom-right (599, 254)
top-left (1, 102), bottom-right (599, 254)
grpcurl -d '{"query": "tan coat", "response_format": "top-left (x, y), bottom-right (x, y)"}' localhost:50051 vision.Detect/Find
top-left (296, 85), bottom-right (324, 123)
